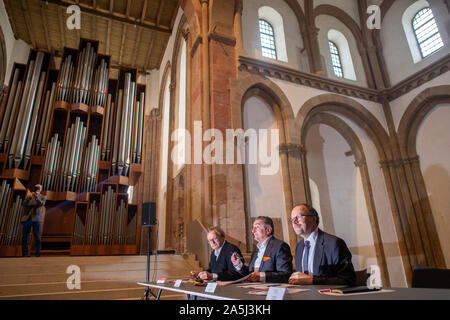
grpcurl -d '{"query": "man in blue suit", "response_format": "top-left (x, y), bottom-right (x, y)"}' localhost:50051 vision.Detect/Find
top-left (231, 216), bottom-right (293, 283)
top-left (288, 204), bottom-right (356, 285)
top-left (190, 226), bottom-right (244, 281)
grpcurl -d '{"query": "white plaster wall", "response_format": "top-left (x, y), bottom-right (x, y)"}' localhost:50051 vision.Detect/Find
top-left (416, 103), bottom-right (450, 267)
top-left (268, 77), bottom-right (388, 132)
top-left (332, 112), bottom-right (408, 287)
top-left (305, 123), bottom-right (377, 272)
top-left (316, 14), bottom-right (368, 87)
top-left (0, 0), bottom-right (31, 85)
top-left (390, 71), bottom-right (450, 131)
top-left (381, 0), bottom-right (450, 85)
top-left (243, 95), bottom-right (289, 242)
top-left (242, 0), bottom-right (307, 71)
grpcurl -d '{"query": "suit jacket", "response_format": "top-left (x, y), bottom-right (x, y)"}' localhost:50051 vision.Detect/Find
top-left (207, 241), bottom-right (244, 281)
top-left (295, 229), bottom-right (356, 285)
top-left (21, 194), bottom-right (47, 223)
top-left (239, 237), bottom-right (293, 283)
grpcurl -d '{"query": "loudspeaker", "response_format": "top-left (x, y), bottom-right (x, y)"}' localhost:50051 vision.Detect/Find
top-left (142, 202), bottom-right (157, 227)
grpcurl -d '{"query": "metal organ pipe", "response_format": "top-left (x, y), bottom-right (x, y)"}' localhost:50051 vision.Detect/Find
top-left (24, 71), bottom-right (47, 168)
top-left (40, 82), bottom-right (56, 155)
top-left (73, 43), bottom-right (96, 105)
top-left (3, 81), bottom-right (23, 153)
top-left (0, 69), bottom-right (20, 151)
top-left (124, 82), bottom-right (135, 175)
top-left (118, 74), bottom-right (131, 175)
top-left (137, 92), bottom-right (145, 164)
top-left (112, 90), bottom-right (123, 174)
top-left (101, 95), bottom-right (111, 160)
top-left (10, 52), bottom-right (45, 169)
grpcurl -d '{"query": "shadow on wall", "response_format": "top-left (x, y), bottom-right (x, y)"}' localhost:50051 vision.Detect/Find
top-left (423, 164), bottom-right (450, 266)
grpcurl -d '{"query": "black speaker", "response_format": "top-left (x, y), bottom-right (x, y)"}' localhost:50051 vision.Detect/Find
top-left (142, 202), bottom-right (157, 227)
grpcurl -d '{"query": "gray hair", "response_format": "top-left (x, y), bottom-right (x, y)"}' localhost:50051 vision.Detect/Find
top-left (255, 216), bottom-right (274, 236)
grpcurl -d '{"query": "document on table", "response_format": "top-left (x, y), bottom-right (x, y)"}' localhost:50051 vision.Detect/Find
top-left (217, 274), bottom-right (251, 286)
top-left (318, 289), bottom-right (395, 296)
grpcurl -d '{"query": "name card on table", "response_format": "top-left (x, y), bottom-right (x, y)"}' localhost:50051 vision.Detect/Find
top-left (157, 278), bottom-right (167, 284)
top-left (205, 282), bottom-right (218, 293)
top-left (174, 280), bottom-right (183, 288)
top-left (266, 287), bottom-right (286, 300)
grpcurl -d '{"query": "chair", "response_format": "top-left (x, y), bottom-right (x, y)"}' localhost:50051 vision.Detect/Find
top-left (354, 269), bottom-right (370, 286)
top-left (412, 265), bottom-right (450, 289)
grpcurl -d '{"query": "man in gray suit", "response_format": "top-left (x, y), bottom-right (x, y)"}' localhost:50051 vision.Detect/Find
top-left (288, 204), bottom-right (356, 285)
top-left (21, 184), bottom-right (46, 257)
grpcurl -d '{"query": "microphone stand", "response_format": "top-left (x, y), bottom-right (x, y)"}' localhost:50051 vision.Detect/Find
top-left (143, 226), bottom-right (157, 300)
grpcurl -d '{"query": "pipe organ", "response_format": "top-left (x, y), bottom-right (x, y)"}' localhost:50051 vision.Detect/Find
top-left (0, 39), bottom-right (146, 256)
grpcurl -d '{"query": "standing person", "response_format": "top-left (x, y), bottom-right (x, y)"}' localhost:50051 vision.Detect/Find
top-left (231, 216), bottom-right (293, 283)
top-left (190, 226), bottom-right (244, 281)
top-left (21, 184), bottom-right (46, 257)
top-left (288, 204), bottom-right (356, 285)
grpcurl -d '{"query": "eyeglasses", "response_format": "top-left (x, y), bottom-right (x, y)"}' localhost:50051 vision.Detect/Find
top-left (290, 214), bottom-right (315, 223)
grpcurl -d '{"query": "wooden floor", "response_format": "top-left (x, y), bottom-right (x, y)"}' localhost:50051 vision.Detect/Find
top-left (0, 254), bottom-right (200, 300)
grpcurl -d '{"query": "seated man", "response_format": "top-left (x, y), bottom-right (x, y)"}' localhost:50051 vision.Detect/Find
top-left (231, 216), bottom-right (293, 283)
top-left (288, 204), bottom-right (356, 285)
top-left (190, 226), bottom-right (244, 281)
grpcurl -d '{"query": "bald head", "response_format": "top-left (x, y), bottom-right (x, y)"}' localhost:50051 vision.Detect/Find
top-left (290, 204), bottom-right (319, 238)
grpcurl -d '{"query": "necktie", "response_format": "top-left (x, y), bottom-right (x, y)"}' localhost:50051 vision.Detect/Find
top-left (303, 240), bottom-right (310, 274)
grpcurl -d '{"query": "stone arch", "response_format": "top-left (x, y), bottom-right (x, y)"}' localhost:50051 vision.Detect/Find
top-left (232, 73), bottom-right (298, 145)
top-left (398, 85), bottom-right (450, 159)
top-left (158, 61), bottom-right (172, 112)
top-left (301, 112), bottom-right (390, 286)
top-left (231, 73), bottom-right (302, 250)
top-left (396, 85), bottom-right (450, 269)
top-left (381, 0), bottom-right (396, 21)
top-left (297, 94), bottom-right (391, 161)
top-left (163, 14), bottom-right (190, 252)
top-left (281, 0), bottom-right (314, 72)
top-left (314, 5), bottom-right (363, 44)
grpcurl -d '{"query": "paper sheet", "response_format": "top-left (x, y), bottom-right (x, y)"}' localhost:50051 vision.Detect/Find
top-left (319, 289), bottom-right (395, 296)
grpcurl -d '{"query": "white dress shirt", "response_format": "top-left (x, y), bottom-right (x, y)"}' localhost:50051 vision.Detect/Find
top-left (235, 236), bottom-right (272, 283)
top-left (302, 227), bottom-right (318, 274)
top-left (212, 242), bottom-right (225, 280)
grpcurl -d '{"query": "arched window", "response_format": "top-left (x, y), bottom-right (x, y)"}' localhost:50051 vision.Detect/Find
top-left (412, 7), bottom-right (444, 58)
top-left (328, 41), bottom-right (343, 78)
top-left (259, 19), bottom-right (277, 60)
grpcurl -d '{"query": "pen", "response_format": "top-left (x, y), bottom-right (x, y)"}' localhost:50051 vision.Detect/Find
top-left (233, 252), bottom-right (244, 260)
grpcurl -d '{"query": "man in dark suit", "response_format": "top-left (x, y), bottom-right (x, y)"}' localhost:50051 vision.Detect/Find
top-left (288, 204), bottom-right (356, 285)
top-left (231, 216), bottom-right (293, 283)
top-left (190, 226), bottom-right (244, 281)
top-left (21, 184), bottom-right (46, 257)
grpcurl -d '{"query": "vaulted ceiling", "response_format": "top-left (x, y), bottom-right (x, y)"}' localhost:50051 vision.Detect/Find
top-left (3, 0), bottom-right (180, 72)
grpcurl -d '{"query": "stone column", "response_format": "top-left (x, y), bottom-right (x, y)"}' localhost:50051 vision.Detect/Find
top-left (306, 25), bottom-right (325, 76)
top-left (279, 143), bottom-right (309, 251)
